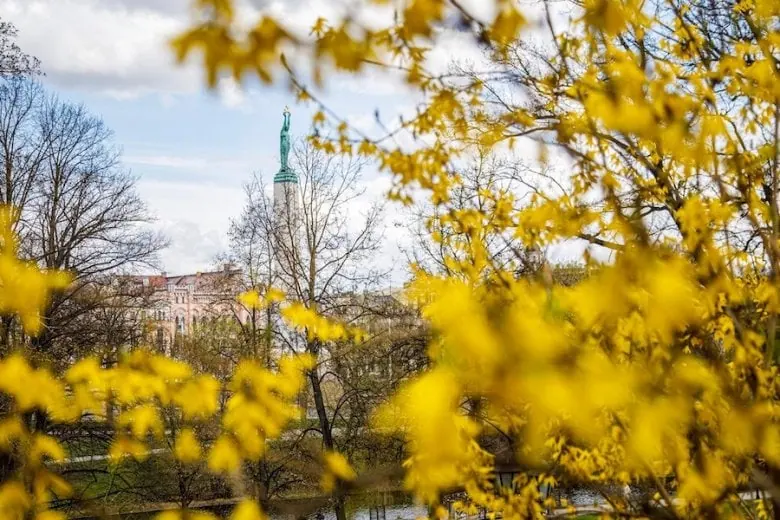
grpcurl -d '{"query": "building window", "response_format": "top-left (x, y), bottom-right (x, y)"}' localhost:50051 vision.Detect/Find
top-left (176, 316), bottom-right (185, 334)
top-left (156, 327), bottom-right (165, 351)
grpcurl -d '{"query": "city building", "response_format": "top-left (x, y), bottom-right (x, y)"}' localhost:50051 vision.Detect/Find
top-left (123, 264), bottom-right (249, 352)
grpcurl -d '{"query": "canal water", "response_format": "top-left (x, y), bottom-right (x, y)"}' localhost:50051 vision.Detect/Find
top-left (283, 487), bottom-right (604, 520)
top-left (113, 487), bottom-right (605, 520)
top-left (314, 504), bottom-right (428, 520)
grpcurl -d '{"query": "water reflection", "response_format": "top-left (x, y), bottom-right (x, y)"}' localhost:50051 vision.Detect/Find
top-left (109, 487), bottom-right (609, 520)
top-left (310, 505), bottom-right (428, 520)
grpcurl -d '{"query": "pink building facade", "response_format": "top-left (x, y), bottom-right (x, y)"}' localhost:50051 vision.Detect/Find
top-left (129, 265), bottom-right (251, 352)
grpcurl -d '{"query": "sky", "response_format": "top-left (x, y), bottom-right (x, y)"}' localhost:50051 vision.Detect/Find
top-left (0, 0), bottom-right (426, 279)
top-left (1, 0), bottom-right (581, 282)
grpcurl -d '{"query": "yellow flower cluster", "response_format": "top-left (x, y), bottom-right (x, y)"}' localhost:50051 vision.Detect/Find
top-left (0, 356), bottom-right (73, 519)
top-left (210, 354), bottom-right (315, 473)
top-left (0, 349), bottom-right (314, 519)
top-left (281, 302), bottom-right (366, 343)
top-left (385, 248), bottom-right (780, 514)
top-left (157, 502), bottom-right (271, 520)
top-left (237, 287), bottom-right (285, 310)
top-left (0, 347), bottom-right (315, 517)
top-left (374, 369), bottom-right (492, 504)
top-left (172, 0), bottom-right (528, 92)
top-left (0, 207), bottom-right (71, 335)
top-left (321, 450), bottom-right (357, 492)
top-left (241, 288), bottom-right (366, 343)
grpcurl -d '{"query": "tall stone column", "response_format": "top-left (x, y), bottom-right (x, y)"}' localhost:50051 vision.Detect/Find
top-left (272, 108), bottom-right (300, 293)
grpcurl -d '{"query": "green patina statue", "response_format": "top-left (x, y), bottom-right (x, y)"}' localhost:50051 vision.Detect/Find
top-left (280, 106), bottom-right (291, 171)
top-left (275, 107), bottom-right (297, 183)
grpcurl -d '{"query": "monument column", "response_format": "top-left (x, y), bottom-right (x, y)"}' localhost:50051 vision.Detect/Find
top-left (272, 108), bottom-right (309, 418)
top-left (273, 107), bottom-right (300, 290)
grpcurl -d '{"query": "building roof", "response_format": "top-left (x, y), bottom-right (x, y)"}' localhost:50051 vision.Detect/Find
top-left (125, 265), bottom-right (242, 293)
top-left (167, 269), bottom-right (237, 288)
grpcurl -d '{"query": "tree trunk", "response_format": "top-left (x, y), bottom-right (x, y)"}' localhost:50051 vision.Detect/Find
top-left (306, 341), bottom-right (347, 520)
top-left (177, 463), bottom-right (190, 510)
top-left (769, 467), bottom-right (780, 519)
top-left (308, 359), bottom-right (334, 450)
top-left (256, 459), bottom-right (271, 510)
top-left (334, 495), bottom-right (348, 520)
top-left (0, 315), bottom-right (13, 352)
top-left (264, 305), bottom-right (273, 368)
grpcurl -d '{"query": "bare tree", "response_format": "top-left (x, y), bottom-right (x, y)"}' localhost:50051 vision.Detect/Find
top-left (0, 18), bottom-right (40, 78)
top-left (56, 277), bottom-right (149, 363)
top-left (0, 92), bottom-right (168, 362)
top-left (275, 139), bottom-right (385, 306)
top-left (221, 175), bottom-right (280, 365)
top-left (0, 78), bottom-right (50, 346)
top-left (234, 139), bottom-right (386, 519)
top-left (0, 79), bottom-right (45, 212)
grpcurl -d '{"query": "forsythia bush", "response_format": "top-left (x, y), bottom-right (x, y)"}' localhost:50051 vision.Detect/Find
top-left (0, 347), bottom-right (314, 519)
top-left (0, 208), bottom-right (320, 520)
top-left (172, 0), bottom-right (780, 518)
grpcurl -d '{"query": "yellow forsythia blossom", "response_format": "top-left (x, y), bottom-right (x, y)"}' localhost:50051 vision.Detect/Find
top-left (109, 436), bottom-right (149, 463)
top-left (321, 451), bottom-right (356, 492)
top-left (208, 435), bottom-right (242, 474)
top-left (230, 499), bottom-right (267, 520)
top-left (156, 511), bottom-right (218, 520)
top-left (174, 428), bottom-right (202, 464)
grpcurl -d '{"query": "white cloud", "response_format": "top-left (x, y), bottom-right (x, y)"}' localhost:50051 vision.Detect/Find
top-left (101, 0), bottom-right (190, 15)
top-left (159, 221), bottom-right (228, 275)
top-left (0, 0), bottom-right (409, 100)
top-left (125, 154), bottom-right (250, 172)
top-left (138, 179), bottom-right (245, 274)
top-left (330, 68), bottom-right (410, 97)
top-left (260, 0), bottom-right (394, 36)
top-left (138, 170), bottom-right (410, 283)
top-left (1, 0), bottom-right (197, 97)
top-left (349, 174), bottom-right (411, 285)
top-left (425, 29), bottom-right (487, 76)
top-left (217, 77), bottom-right (249, 110)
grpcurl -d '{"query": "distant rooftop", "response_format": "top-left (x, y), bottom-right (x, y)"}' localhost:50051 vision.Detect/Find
top-left (127, 264), bottom-right (241, 292)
